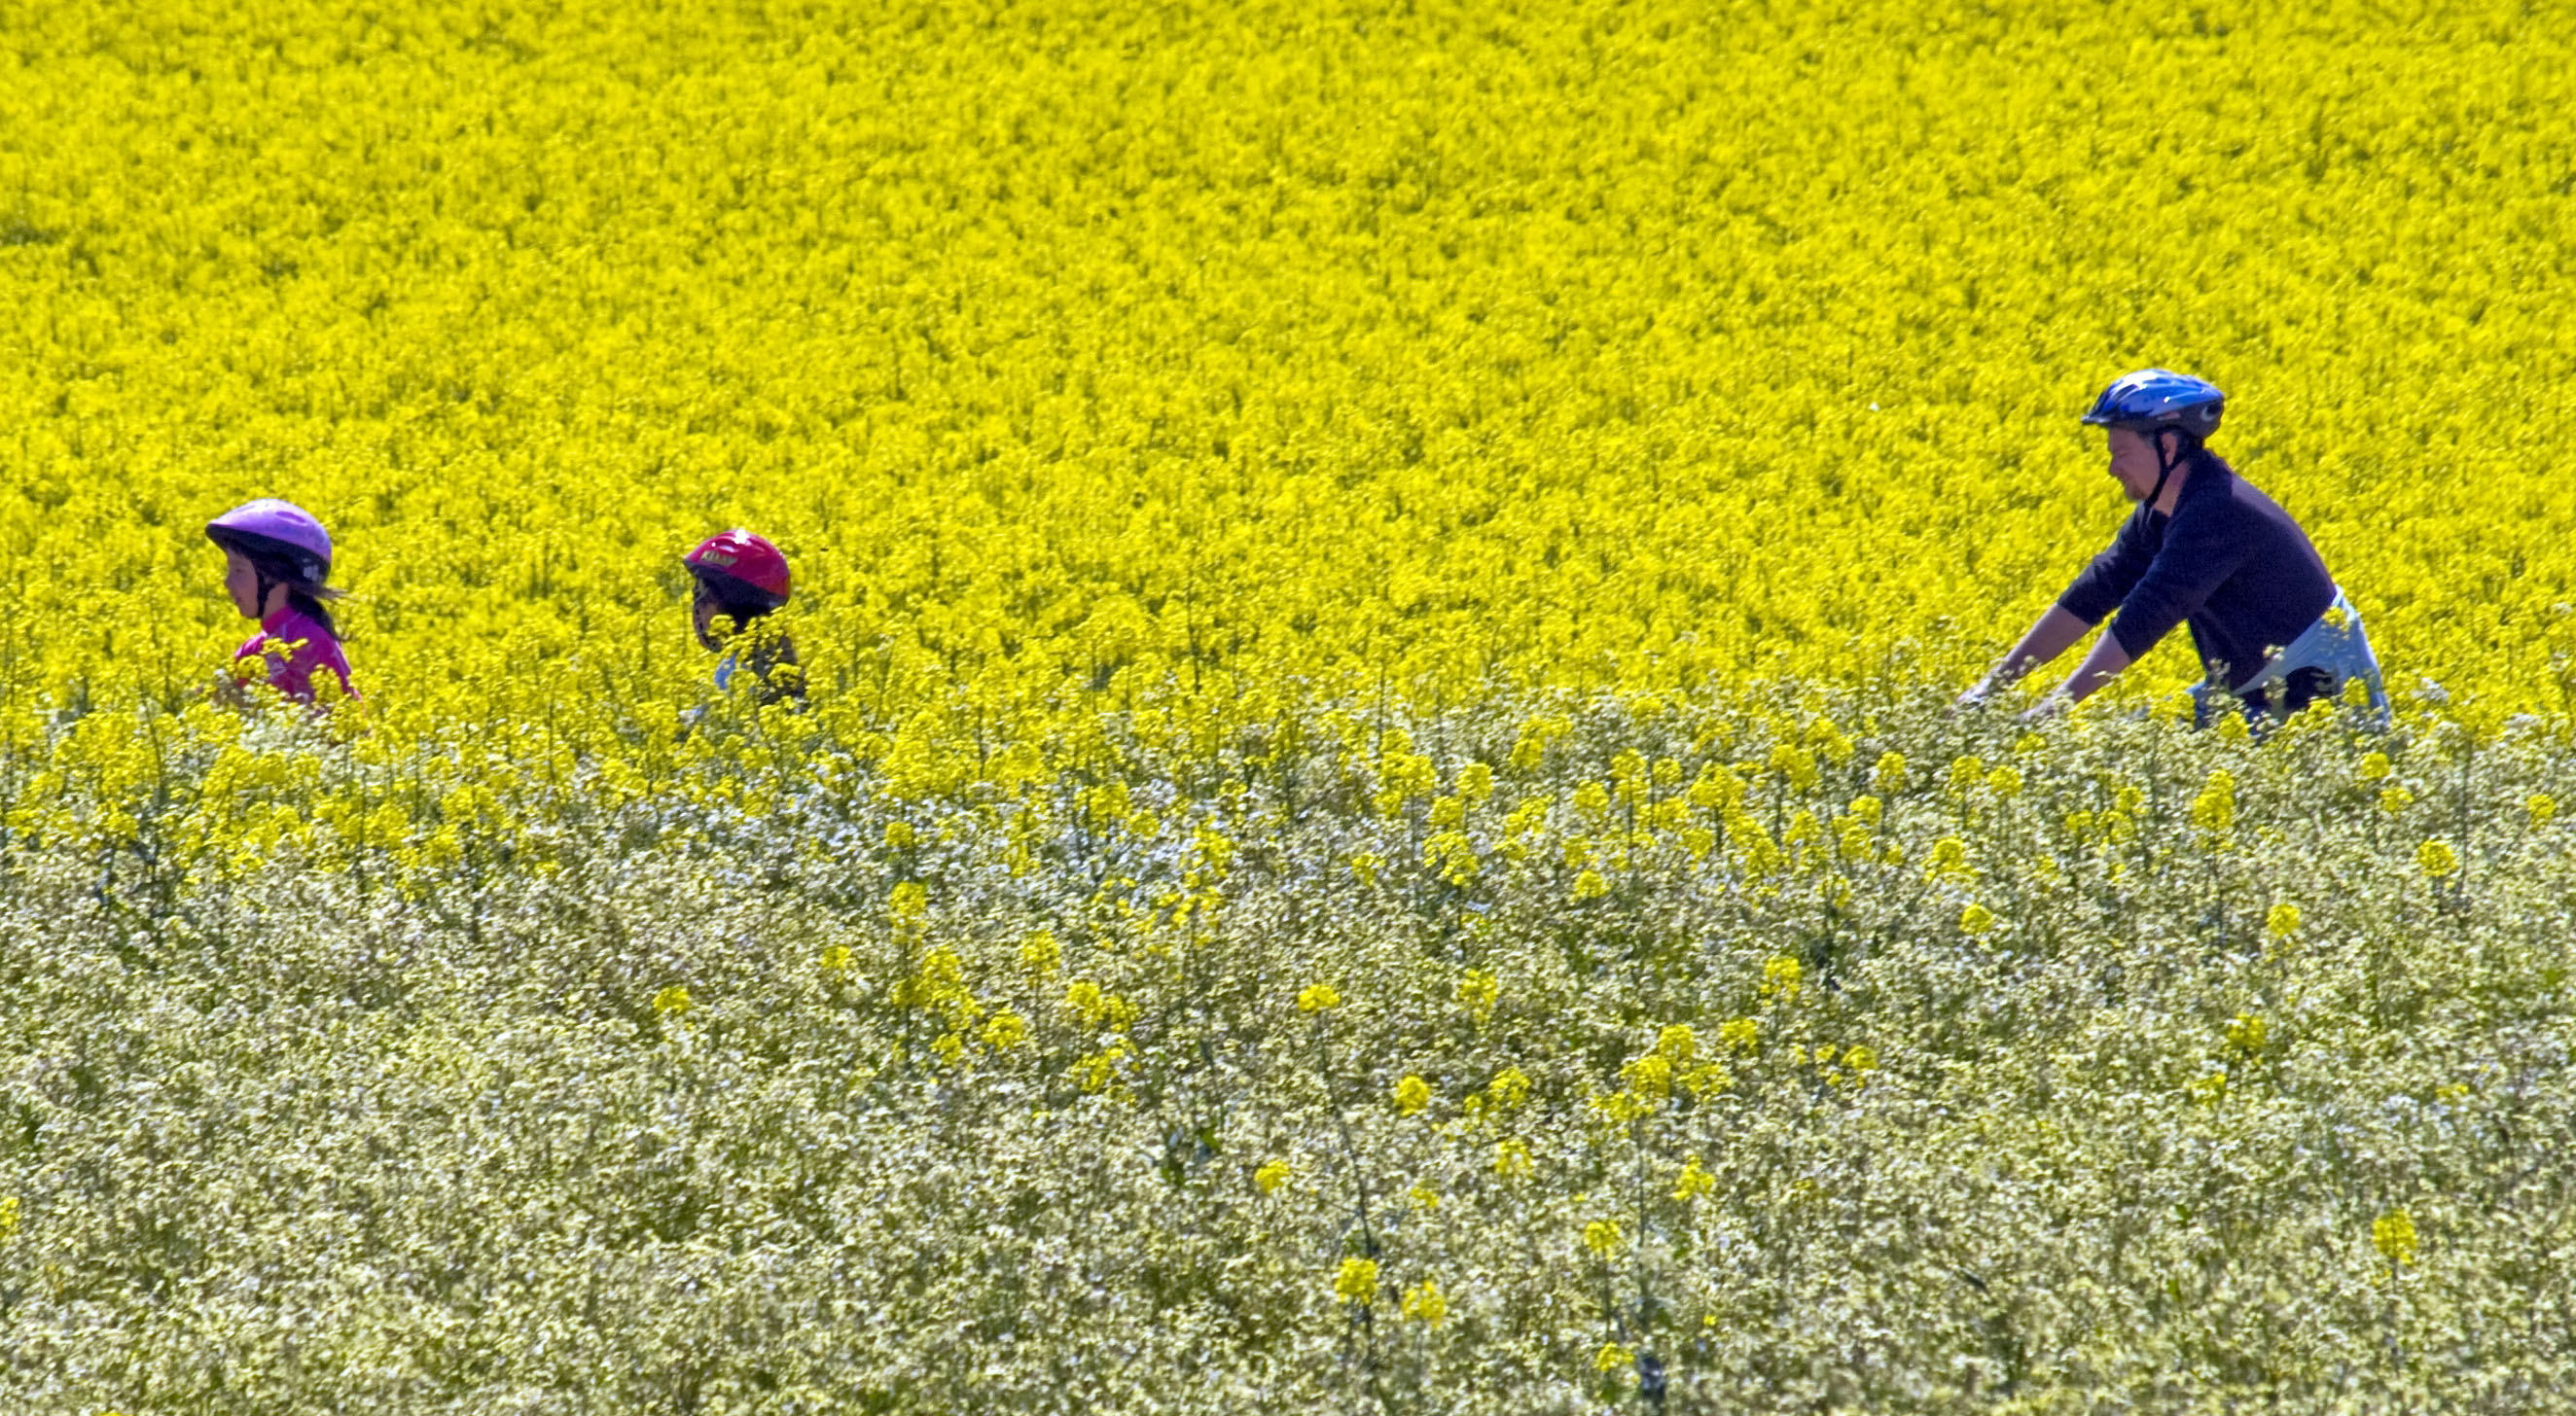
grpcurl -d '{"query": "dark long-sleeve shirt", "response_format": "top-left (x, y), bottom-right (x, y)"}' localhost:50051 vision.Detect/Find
top-left (2057, 452), bottom-right (2335, 690)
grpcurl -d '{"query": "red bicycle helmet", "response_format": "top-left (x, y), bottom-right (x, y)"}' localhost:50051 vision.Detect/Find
top-left (685, 529), bottom-right (791, 611)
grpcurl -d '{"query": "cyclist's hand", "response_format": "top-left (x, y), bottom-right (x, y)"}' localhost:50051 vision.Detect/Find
top-left (2019, 695), bottom-right (2070, 725)
top-left (1949, 681), bottom-right (1997, 717)
top-left (207, 670), bottom-right (249, 712)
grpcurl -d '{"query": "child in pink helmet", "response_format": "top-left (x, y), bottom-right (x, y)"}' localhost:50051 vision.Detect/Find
top-left (205, 499), bottom-right (358, 707)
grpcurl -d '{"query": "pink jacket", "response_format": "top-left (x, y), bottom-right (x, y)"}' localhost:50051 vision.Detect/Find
top-left (233, 605), bottom-right (357, 704)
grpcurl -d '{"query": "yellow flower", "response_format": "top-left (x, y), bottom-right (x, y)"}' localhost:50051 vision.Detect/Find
top-left (1958, 902), bottom-right (1995, 937)
top-left (1720, 1017), bottom-right (1759, 1054)
top-left (2226, 1012), bottom-right (2267, 1056)
top-left (2266, 903), bottom-right (2301, 938)
top-left (819, 944), bottom-right (854, 977)
top-left (1770, 742), bottom-right (1818, 792)
top-left (1507, 729), bottom-right (1551, 774)
top-left (1494, 1138), bottom-right (1532, 1180)
top-left (1592, 1089), bottom-right (1650, 1123)
top-left (1759, 955), bottom-right (1802, 1003)
top-left (886, 880), bottom-right (928, 920)
top-left (1408, 1183), bottom-right (1440, 1213)
top-left (1254, 1159), bottom-right (1291, 1196)
top-left (1570, 868), bottom-right (1609, 901)
top-left (652, 984), bottom-right (692, 1016)
top-left (2373, 1209), bottom-right (2418, 1268)
top-left (2530, 794), bottom-right (2559, 827)
top-left (1804, 718), bottom-right (1853, 764)
top-left (1619, 1053), bottom-right (1672, 1105)
top-left (1573, 780), bottom-right (1612, 821)
top-left (1689, 765), bottom-right (1743, 809)
top-left (1020, 930), bottom-right (1061, 974)
top-left (979, 1010), bottom-right (1027, 1049)
top-left (1672, 1156), bottom-right (1715, 1202)
top-left (2358, 752), bottom-right (2393, 782)
top-left (1401, 1278), bottom-right (1448, 1325)
top-left (1582, 1219), bottom-right (1623, 1257)
top-left (1063, 981), bottom-right (1132, 1033)
top-left (2191, 769), bottom-right (2236, 834)
top-left (1595, 1341), bottom-right (1634, 1373)
top-left (1072, 1042), bottom-right (1130, 1094)
top-left (1487, 1065), bottom-right (1533, 1112)
top-left (1393, 1074), bottom-right (1432, 1116)
top-left (1296, 982), bottom-right (1342, 1013)
top-left (2379, 786), bottom-right (2415, 815)
top-left (2416, 839), bottom-right (2459, 879)
top-left (1334, 1257), bottom-right (1379, 1306)
top-left (1455, 968), bottom-right (1498, 1023)
top-left (0, 1194), bottom-right (18, 1241)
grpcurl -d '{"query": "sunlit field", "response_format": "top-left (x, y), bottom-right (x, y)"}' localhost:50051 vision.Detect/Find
top-left (4, 0), bottom-right (2574, 1410)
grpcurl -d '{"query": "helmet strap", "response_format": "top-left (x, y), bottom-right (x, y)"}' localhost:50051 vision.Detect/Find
top-left (2145, 429), bottom-right (2189, 511)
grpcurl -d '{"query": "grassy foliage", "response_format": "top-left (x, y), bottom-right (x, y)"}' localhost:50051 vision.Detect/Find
top-left (9, 693), bottom-right (2575, 1410)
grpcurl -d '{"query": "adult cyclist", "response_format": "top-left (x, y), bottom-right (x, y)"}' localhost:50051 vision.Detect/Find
top-left (1957, 370), bottom-right (2386, 725)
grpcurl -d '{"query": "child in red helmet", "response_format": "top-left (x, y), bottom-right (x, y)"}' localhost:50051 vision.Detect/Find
top-left (683, 529), bottom-right (803, 706)
top-left (205, 499), bottom-right (359, 708)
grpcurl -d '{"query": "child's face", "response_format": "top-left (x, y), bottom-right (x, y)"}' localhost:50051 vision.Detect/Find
top-left (692, 587), bottom-right (727, 651)
top-left (222, 549), bottom-right (268, 620)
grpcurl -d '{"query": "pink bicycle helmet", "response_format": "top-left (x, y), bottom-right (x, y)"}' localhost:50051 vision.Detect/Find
top-left (685, 529), bottom-right (791, 611)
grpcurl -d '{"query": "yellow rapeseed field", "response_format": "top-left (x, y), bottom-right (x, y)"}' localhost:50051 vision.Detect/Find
top-left (3, 1), bottom-right (2573, 1410)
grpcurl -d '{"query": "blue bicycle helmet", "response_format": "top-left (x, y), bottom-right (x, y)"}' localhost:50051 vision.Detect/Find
top-left (2082, 369), bottom-right (2225, 441)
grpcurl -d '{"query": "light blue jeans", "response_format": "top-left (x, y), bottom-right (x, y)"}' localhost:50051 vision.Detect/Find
top-left (2190, 587), bottom-right (2388, 729)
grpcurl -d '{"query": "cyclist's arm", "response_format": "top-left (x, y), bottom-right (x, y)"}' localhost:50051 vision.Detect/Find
top-left (1958, 604), bottom-right (2092, 710)
top-left (1960, 511), bottom-right (2149, 702)
top-left (2047, 505), bottom-right (2248, 704)
top-left (1995, 604), bottom-right (2092, 683)
top-left (2058, 509), bottom-right (2156, 626)
top-left (2049, 629), bottom-right (2135, 704)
